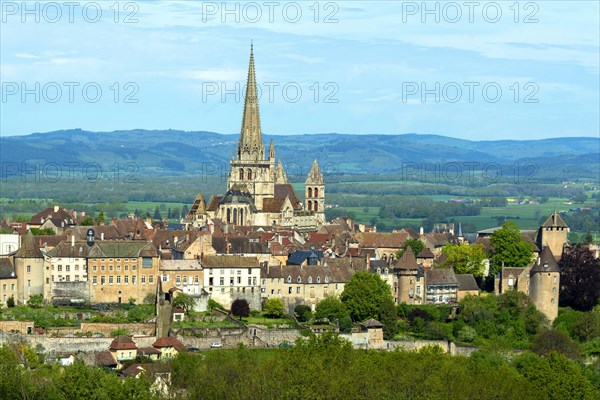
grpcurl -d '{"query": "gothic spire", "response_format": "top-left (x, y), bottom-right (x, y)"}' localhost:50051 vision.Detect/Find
top-left (238, 43), bottom-right (264, 160)
top-left (305, 159), bottom-right (324, 185)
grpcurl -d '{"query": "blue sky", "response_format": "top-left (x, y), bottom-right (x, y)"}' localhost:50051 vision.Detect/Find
top-left (1, 0), bottom-right (598, 140)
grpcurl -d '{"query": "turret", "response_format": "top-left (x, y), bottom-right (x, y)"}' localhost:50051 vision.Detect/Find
top-left (305, 159), bottom-right (325, 225)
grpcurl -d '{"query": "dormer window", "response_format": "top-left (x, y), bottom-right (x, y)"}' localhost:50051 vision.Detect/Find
top-left (317, 277), bottom-right (321, 283)
top-left (287, 275), bottom-right (292, 283)
top-left (297, 276), bottom-right (301, 283)
top-left (308, 277), bottom-right (312, 284)
top-left (324, 276), bottom-right (329, 283)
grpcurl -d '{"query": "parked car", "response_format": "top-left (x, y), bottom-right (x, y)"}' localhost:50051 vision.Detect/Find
top-left (187, 347), bottom-right (200, 352)
top-left (210, 342), bottom-right (223, 348)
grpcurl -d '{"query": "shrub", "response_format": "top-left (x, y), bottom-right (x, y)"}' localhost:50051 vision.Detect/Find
top-left (530, 330), bottom-right (580, 360)
top-left (7, 296), bottom-right (15, 308)
top-left (457, 326), bottom-right (478, 342)
top-left (407, 308), bottom-right (431, 323)
top-left (264, 298), bottom-right (285, 318)
top-left (208, 299), bottom-right (225, 310)
top-left (27, 294), bottom-right (43, 308)
top-left (110, 328), bottom-right (130, 337)
top-left (339, 315), bottom-right (353, 333)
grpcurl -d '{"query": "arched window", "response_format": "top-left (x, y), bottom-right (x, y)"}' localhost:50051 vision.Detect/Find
top-left (233, 208), bottom-right (238, 225)
top-left (287, 275), bottom-right (292, 283)
top-left (247, 169), bottom-right (252, 180)
top-left (314, 202), bottom-right (318, 212)
top-left (226, 209), bottom-right (231, 224)
top-left (308, 187), bottom-right (313, 198)
top-left (239, 168), bottom-right (244, 180)
top-left (317, 277), bottom-right (321, 283)
top-left (324, 276), bottom-right (329, 283)
top-left (308, 276), bottom-right (312, 283)
top-left (307, 200), bottom-right (312, 211)
top-left (314, 188), bottom-right (319, 198)
top-left (240, 209), bottom-right (244, 226)
top-left (297, 276), bottom-right (302, 283)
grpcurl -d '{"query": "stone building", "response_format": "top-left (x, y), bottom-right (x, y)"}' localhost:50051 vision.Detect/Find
top-left (529, 246), bottom-right (561, 321)
top-left (202, 254), bottom-right (262, 309)
top-left (13, 231), bottom-right (45, 304)
top-left (538, 210), bottom-right (569, 259)
top-left (0, 257), bottom-right (17, 306)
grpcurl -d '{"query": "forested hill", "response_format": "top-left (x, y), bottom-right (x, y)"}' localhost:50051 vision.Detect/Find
top-left (1, 129), bottom-right (598, 178)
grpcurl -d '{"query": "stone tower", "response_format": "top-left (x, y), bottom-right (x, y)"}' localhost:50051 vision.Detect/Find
top-left (227, 44), bottom-right (275, 211)
top-left (538, 211), bottom-right (569, 259)
top-left (529, 246), bottom-right (560, 321)
top-left (305, 159), bottom-right (325, 225)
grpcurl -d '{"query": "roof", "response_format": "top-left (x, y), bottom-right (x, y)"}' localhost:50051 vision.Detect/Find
top-left (530, 246), bottom-right (560, 274)
top-left (87, 241), bottom-right (158, 258)
top-left (264, 260), bottom-right (362, 283)
top-left (262, 198), bottom-right (286, 213)
top-left (287, 250), bottom-right (324, 265)
top-left (357, 232), bottom-right (410, 249)
top-left (64, 225), bottom-right (123, 241)
top-left (456, 274), bottom-right (479, 291)
top-left (274, 184), bottom-right (302, 210)
top-left (46, 240), bottom-right (92, 258)
top-left (29, 206), bottom-right (76, 226)
top-left (541, 211), bottom-right (568, 228)
top-left (152, 337), bottom-right (186, 351)
top-left (202, 255), bottom-right (260, 268)
top-left (218, 188), bottom-right (255, 207)
top-left (109, 336), bottom-right (137, 350)
top-left (361, 318), bottom-right (383, 328)
top-left (305, 159), bottom-right (324, 185)
top-left (425, 268), bottom-right (458, 286)
top-left (138, 347), bottom-right (162, 356)
top-left (212, 236), bottom-right (269, 255)
top-left (502, 267), bottom-right (526, 278)
top-left (0, 257), bottom-right (16, 279)
top-left (416, 248), bottom-right (435, 258)
top-left (121, 363), bottom-right (146, 377)
top-left (15, 232), bottom-right (42, 258)
top-left (160, 259), bottom-right (202, 271)
top-left (395, 247), bottom-right (418, 270)
top-left (206, 196), bottom-right (222, 212)
top-left (95, 350), bottom-right (117, 367)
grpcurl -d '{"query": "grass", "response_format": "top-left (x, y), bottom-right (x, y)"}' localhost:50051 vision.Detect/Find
top-left (172, 319), bottom-right (238, 329)
top-left (244, 315), bottom-right (296, 329)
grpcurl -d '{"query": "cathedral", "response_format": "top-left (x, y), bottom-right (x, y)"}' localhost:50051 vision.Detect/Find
top-left (185, 45), bottom-right (325, 230)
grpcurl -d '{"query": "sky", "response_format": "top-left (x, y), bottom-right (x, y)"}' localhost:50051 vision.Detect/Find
top-left (1, 0), bottom-right (599, 140)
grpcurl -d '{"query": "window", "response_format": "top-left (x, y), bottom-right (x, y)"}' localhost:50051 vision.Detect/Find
top-left (297, 276), bottom-right (301, 283)
top-left (124, 276), bottom-right (129, 284)
top-left (101, 265), bottom-right (105, 271)
top-left (58, 265), bottom-right (62, 272)
top-left (416, 286), bottom-right (421, 294)
top-left (237, 270), bottom-right (241, 275)
top-left (46, 278), bottom-right (49, 284)
top-left (27, 266), bottom-right (31, 273)
top-left (324, 276), bottom-right (329, 283)
top-left (308, 277), bottom-right (312, 283)
top-left (262, 279), bottom-right (266, 285)
top-left (66, 265), bottom-right (70, 272)
top-left (101, 276), bottom-right (105, 285)
top-left (287, 276), bottom-right (292, 283)
top-left (66, 276), bottom-right (70, 282)
top-left (132, 265), bottom-right (137, 271)
top-left (132, 276), bottom-right (136, 284)
top-left (116, 276), bottom-right (121, 284)
top-left (183, 276), bottom-right (188, 284)
top-left (93, 266), bottom-right (97, 272)
top-left (230, 278), bottom-right (234, 286)
top-left (317, 277), bottom-right (320, 283)
top-left (249, 277), bottom-right (253, 286)
top-left (219, 277), bottom-right (224, 286)
top-left (553, 276), bottom-right (557, 284)
top-left (109, 265), bottom-right (113, 271)
top-left (162, 273), bottom-right (167, 282)
top-left (142, 257), bottom-right (152, 268)
top-left (27, 279), bottom-right (31, 287)
top-left (296, 286), bottom-right (301, 294)
top-left (209, 269), bottom-right (213, 275)
top-left (220, 269), bottom-right (224, 275)
top-left (149, 275), bottom-right (154, 284)
top-left (2, 284), bottom-right (6, 291)
top-left (75, 265), bottom-right (79, 271)
top-left (237, 277), bottom-right (241, 284)
top-left (176, 276), bottom-right (181, 284)
top-left (125, 265), bottom-right (129, 271)
top-left (93, 276), bottom-right (97, 285)
top-left (109, 276), bottom-right (113, 284)
top-left (141, 275), bottom-right (146, 284)
top-left (288, 287), bottom-right (292, 294)
top-left (194, 276), bottom-right (199, 284)
top-left (117, 265), bottom-right (121, 271)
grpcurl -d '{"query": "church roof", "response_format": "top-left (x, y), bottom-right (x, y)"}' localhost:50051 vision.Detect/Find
top-left (186, 193), bottom-right (207, 219)
top-left (541, 211), bottom-right (568, 228)
top-left (218, 188), bottom-right (255, 208)
top-left (305, 159), bottom-right (324, 185)
top-left (237, 44), bottom-right (264, 161)
top-left (395, 247), bottom-right (419, 270)
top-left (262, 198), bottom-right (286, 213)
top-left (207, 196), bottom-right (222, 212)
top-left (274, 184), bottom-right (302, 210)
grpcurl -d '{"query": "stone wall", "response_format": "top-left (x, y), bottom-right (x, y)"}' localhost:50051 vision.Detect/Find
top-left (79, 322), bottom-right (155, 336)
top-left (176, 326), bottom-right (301, 348)
top-left (51, 281), bottom-right (90, 304)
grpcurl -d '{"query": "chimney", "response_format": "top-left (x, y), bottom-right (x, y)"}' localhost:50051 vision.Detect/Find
top-left (54, 205), bottom-right (59, 212)
top-left (366, 257), bottom-right (371, 271)
top-left (71, 235), bottom-right (75, 247)
top-left (537, 256), bottom-right (541, 266)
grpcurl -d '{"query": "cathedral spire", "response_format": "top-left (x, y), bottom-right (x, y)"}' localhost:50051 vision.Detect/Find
top-left (238, 43), bottom-right (264, 161)
top-left (305, 159), bottom-right (324, 184)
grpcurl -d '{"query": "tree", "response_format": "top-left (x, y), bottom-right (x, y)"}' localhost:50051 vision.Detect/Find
top-left (559, 244), bottom-right (600, 311)
top-left (263, 297), bottom-right (285, 318)
top-left (396, 238), bottom-right (425, 259)
top-left (143, 292), bottom-right (156, 305)
top-left (231, 299), bottom-right (250, 319)
top-left (27, 294), bottom-right (43, 308)
top-left (153, 207), bottom-right (162, 221)
top-left (80, 217), bottom-right (94, 226)
top-left (489, 221), bottom-right (534, 275)
top-left (294, 304), bottom-right (312, 322)
top-left (96, 210), bottom-right (105, 225)
top-left (439, 243), bottom-right (486, 277)
top-left (173, 292), bottom-right (195, 314)
top-left (341, 271), bottom-right (393, 322)
top-left (573, 308), bottom-right (600, 341)
top-left (380, 297), bottom-right (399, 339)
top-left (6, 295), bottom-right (15, 308)
top-left (314, 296), bottom-right (348, 322)
top-left (530, 330), bottom-right (580, 360)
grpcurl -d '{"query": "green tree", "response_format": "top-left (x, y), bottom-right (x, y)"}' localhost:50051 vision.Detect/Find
top-left (173, 292), bottom-right (195, 314)
top-left (142, 292), bottom-right (156, 305)
top-left (341, 271), bottom-right (393, 322)
top-left (263, 297), bottom-right (285, 318)
top-left (380, 297), bottom-right (399, 339)
top-left (294, 304), bottom-right (312, 322)
top-left (559, 244), bottom-right (600, 311)
top-left (396, 238), bottom-right (425, 258)
top-left (573, 308), bottom-right (600, 342)
top-left (27, 294), bottom-right (43, 308)
top-left (153, 207), bottom-right (162, 220)
top-left (314, 296), bottom-right (349, 322)
top-left (530, 330), bottom-right (580, 360)
top-left (489, 221), bottom-right (534, 275)
top-left (231, 299), bottom-right (250, 319)
top-left (96, 210), bottom-right (105, 225)
top-left (80, 217), bottom-right (94, 226)
top-left (439, 242), bottom-right (486, 277)
top-left (6, 295), bottom-right (15, 308)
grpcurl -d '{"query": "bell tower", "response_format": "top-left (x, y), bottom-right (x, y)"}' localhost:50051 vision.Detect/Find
top-left (305, 159), bottom-right (325, 225)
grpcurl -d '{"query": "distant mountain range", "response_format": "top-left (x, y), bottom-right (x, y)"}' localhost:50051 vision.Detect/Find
top-left (1, 129), bottom-right (598, 179)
